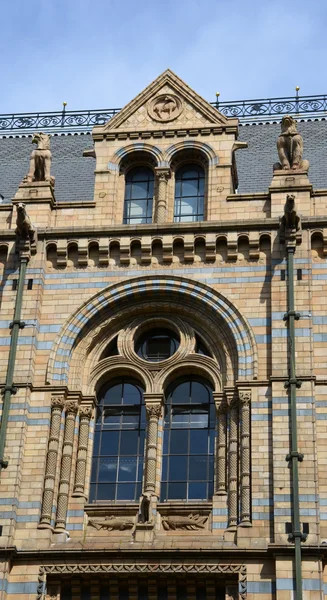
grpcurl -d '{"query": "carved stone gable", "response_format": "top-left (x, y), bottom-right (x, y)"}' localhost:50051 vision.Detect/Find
top-left (95, 69), bottom-right (233, 136)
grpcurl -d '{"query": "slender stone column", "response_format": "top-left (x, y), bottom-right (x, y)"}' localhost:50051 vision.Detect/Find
top-left (73, 404), bottom-right (93, 498)
top-left (214, 393), bottom-right (227, 495)
top-left (227, 392), bottom-right (238, 529)
top-left (144, 398), bottom-right (162, 494)
top-left (39, 395), bottom-right (65, 527)
top-left (155, 168), bottom-right (170, 224)
top-left (55, 400), bottom-right (78, 531)
top-left (239, 389), bottom-right (252, 526)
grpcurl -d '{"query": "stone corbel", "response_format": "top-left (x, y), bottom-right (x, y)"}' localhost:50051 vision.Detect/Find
top-left (249, 232), bottom-right (260, 260)
top-left (39, 394), bottom-right (65, 528)
top-left (227, 232), bottom-right (238, 261)
top-left (155, 168), bottom-right (170, 224)
top-left (141, 236), bottom-right (152, 264)
top-left (77, 239), bottom-right (88, 267)
top-left (162, 234), bottom-right (173, 263)
top-left (72, 403), bottom-right (94, 498)
top-left (120, 236), bottom-right (131, 265)
top-left (54, 399), bottom-right (79, 532)
top-left (238, 388), bottom-right (252, 527)
top-left (56, 240), bottom-right (67, 268)
top-left (184, 234), bottom-right (195, 262)
top-left (205, 233), bottom-right (216, 262)
top-left (99, 238), bottom-right (109, 266)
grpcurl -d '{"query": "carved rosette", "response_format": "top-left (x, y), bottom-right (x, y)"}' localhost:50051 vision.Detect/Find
top-left (215, 396), bottom-right (227, 495)
top-left (239, 389), bottom-right (251, 526)
top-left (144, 402), bottom-right (162, 494)
top-left (155, 168), bottom-right (170, 224)
top-left (39, 395), bottom-right (65, 527)
top-left (55, 401), bottom-right (78, 531)
top-left (73, 405), bottom-right (93, 497)
top-left (227, 394), bottom-right (238, 529)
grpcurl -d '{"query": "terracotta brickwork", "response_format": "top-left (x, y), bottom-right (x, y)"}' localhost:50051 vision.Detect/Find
top-left (0, 70), bottom-right (326, 600)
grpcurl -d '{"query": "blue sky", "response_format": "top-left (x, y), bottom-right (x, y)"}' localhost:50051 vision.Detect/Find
top-left (1, 0), bottom-right (326, 113)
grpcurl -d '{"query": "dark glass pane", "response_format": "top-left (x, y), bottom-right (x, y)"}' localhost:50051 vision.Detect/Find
top-left (170, 429), bottom-right (188, 454)
top-left (161, 456), bottom-right (168, 480)
top-left (176, 584), bottom-right (187, 600)
top-left (119, 586), bottom-right (129, 600)
top-left (89, 484), bottom-right (96, 503)
top-left (191, 381), bottom-right (210, 403)
top-left (189, 412), bottom-right (208, 428)
top-left (97, 483), bottom-right (116, 501)
top-left (171, 381), bottom-right (190, 403)
top-left (103, 409), bottom-right (121, 426)
top-left (208, 480), bottom-right (214, 499)
top-left (93, 431), bottom-right (100, 455)
top-left (100, 430), bottom-right (119, 455)
top-left (169, 455), bottom-right (187, 481)
top-left (180, 197), bottom-right (197, 215)
top-left (146, 337), bottom-right (171, 359)
top-left (160, 482), bottom-right (167, 500)
top-left (120, 430), bottom-right (138, 455)
top-left (117, 483), bottom-right (135, 501)
top-left (190, 429), bottom-right (208, 454)
top-left (171, 408), bottom-right (190, 428)
top-left (158, 585), bottom-right (168, 600)
top-left (103, 383), bottom-right (122, 404)
top-left (137, 459), bottom-right (144, 481)
top-left (90, 458), bottom-right (98, 481)
top-left (136, 481), bottom-right (142, 499)
top-left (168, 482), bottom-right (187, 500)
top-left (81, 587), bottom-right (90, 600)
top-left (121, 412), bottom-right (139, 428)
top-left (100, 588), bottom-right (109, 600)
top-left (189, 456), bottom-right (207, 480)
top-left (188, 481), bottom-right (207, 500)
top-left (139, 585), bottom-right (148, 600)
top-left (209, 432), bottom-right (215, 454)
top-left (62, 588), bottom-right (72, 600)
top-left (131, 182), bottom-right (148, 199)
top-left (196, 587), bottom-right (206, 600)
top-left (182, 180), bottom-right (198, 197)
top-left (128, 168), bottom-right (152, 182)
top-left (123, 383), bottom-right (142, 405)
top-left (163, 431), bottom-right (169, 453)
top-left (118, 457), bottom-right (137, 481)
top-left (98, 458), bottom-right (117, 482)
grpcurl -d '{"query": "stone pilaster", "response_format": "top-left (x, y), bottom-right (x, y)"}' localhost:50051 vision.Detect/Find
top-left (155, 168), bottom-right (170, 224)
top-left (227, 392), bottom-right (238, 529)
top-left (214, 393), bottom-right (227, 495)
top-left (55, 400), bottom-right (78, 531)
top-left (72, 404), bottom-right (93, 498)
top-left (239, 388), bottom-right (252, 526)
top-left (39, 395), bottom-right (65, 528)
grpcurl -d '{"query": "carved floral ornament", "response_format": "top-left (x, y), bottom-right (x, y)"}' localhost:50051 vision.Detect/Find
top-left (148, 94), bottom-right (183, 122)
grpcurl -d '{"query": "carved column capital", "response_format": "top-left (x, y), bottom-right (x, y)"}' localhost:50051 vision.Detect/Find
top-left (79, 405), bottom-right (93, 419)
top-left (65, 400), bottom-right (78, 415)
top-left (146, 403), bottom-right (162, 419)
top-left (155, 167), bottom-right (170, 181)
top-left (238, 389), bottom-right (252, 406)
top-left (214, 392), bottom-right (226, 414)
top-left (51, 395), bottom-right (65, 410)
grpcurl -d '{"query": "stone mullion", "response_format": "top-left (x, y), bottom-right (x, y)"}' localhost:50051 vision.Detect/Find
top-left (144, 397), bottom-right (163, 494)
top-left (73, 405), bottom-right (93, 497)
top-left (239, 389), bottom-right (251, 526)
top-left (227, 393), bottom-right (238, 529)
top-left (155, 168), bottom-right (170, 224)
top-left (55, 401), bottom-right (78, 531)
top-left (214, 393), bottom-right (227, 495)
top-left (39, 395), bottom-right (65, 527)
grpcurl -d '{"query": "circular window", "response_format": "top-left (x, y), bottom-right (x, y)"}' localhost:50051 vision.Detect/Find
top-left (136, 328), bottom-right (179, 362)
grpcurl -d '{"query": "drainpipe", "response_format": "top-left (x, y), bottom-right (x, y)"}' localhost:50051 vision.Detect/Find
top-left (280, 194), bottom-right (306, 600)
top-left (0, 235), bottom-right (32, 470)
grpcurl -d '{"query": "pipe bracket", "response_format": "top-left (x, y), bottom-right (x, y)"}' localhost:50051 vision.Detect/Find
top-left (9, 320), bottom-right (25, 330)
top-left (286, 451), bottom-right (304, 462)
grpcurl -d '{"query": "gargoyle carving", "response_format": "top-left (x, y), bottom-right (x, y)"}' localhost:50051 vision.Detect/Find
top-left (161, 514), bottom-right (207, 531)
top-left (280, 194), bottom-right (301, 232)
top-left (25, 132), bottom-right (55, 185)
top-left (15, 203), bottom-right (37, 245)
top-left (138, 492), bottom-right (152, 524)
top-left (88, 516), bottom-right (135, 531)
top-left (274, 115), bottom-right (309, 171)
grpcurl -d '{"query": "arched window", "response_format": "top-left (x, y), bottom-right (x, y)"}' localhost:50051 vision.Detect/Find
top-left (123, 167), bottom-right (154, 224)
top-left (161, 377), bottom-right (215, 501)
top-left (90, 379), bottom-right (146, 502)
top-left (174, 164), bottom-right (205, 222)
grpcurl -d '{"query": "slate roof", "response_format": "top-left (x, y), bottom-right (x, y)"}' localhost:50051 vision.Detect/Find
top-left (0, 120), bottom-right (326, 203)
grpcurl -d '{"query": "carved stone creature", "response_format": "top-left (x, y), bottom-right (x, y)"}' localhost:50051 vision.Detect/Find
top-left (280, 194), bottom-right (301, 233)
top-left (88, 516), bottom-right (135, 531)
top-left (25, 132), bottom-right (55, 185)
top-left (138, 493), bottom-right (152, 523)
top-left (153, 95), bottom-right (179, 120)
top-left (15, 203), bottom-right (37, 245)
top-left (162, 514), bottom-right (207, 531)
top-left (274, 116), bottom-right (309, 171)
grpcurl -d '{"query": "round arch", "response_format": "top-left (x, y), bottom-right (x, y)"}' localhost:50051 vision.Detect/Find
top-left (163, 140), bottom-right (218, 166)
top-left (110, 142), bottom-right (165, 168)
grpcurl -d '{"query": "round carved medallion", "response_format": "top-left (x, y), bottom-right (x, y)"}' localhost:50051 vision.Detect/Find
top-left (148, 94), bottom-right (182, 122)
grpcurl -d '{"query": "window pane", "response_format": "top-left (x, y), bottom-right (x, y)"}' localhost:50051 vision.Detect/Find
top-left (131, 182), bottom-right (148, 199)
top-left (182, 180), bottom-right (199, 197)
top-left (103, 409), bottom-right (121, 426)
top-left (170, 429), bottom-right (188, 454)
top-left (168, 482), bottom-right (187, 500)
top-left (123, 383), bottom-right (141, 405)
top-left (169, 455), bottom-right (187, 481)
top-left (102, 383), bottom-right (122, 404)
top-left (180, 198), bottom-right (197, 215)
top-left (189, 456), bottom-right (207, 480)
top-left (174, 164), bottom-right (205, 223)
top-left (117, 483), bottom-right (135, 501)
top-left (189, 412), bottom-right (208, 428)
top-left (188, 482), bottom-right (207, 500)
top-left (93, 430), bottom-right (100, 455)
top-left (171, 381), bottom-right (190, 403)
top-left (90, 458), bottom-right (97, 481)
top-left (190, 429), bottom-right (208, 454)
top-left (118, 457), bottom-right (137, 481)
top-left (124, 168), bottom-right (154, 225)
top-left (100, 430), bottom-right (119, 455)
top-left (97, 483), bottom-right (116, 501)
top-left (161, 456), bottom-right (168, 480)
top-left (121, 412), bottom-right (139, 428)
top-left (98, 458), bottom-right (117, 482)
top-left (120, 430), bottom-right (138, 455)
top-left (171, 409), bottom-right (190, 428)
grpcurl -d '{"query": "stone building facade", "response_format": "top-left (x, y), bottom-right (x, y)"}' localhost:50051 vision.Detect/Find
top-left (0, 70), bottom-right (327, 600)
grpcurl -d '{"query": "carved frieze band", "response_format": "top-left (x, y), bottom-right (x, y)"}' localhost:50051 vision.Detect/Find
top-left (73, 405), bottom-right (93, 497)
top-left (39, 395), bottom-right (65, 527)
top-left (55, 401), bottom-right (78, 531)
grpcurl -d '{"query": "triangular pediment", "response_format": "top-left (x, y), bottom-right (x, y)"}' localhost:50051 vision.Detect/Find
top-left (96, 70), bottom-right (232, 134)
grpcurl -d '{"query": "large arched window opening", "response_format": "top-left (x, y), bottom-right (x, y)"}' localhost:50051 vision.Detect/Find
top-left (123, 167), bottom-right (154, 224)
top-left (90, 379), bottom-right (146, 502)
top-left (174, 164), bottom-right (205, 223)
top-left (161, 377), bottom-right (215, 501)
